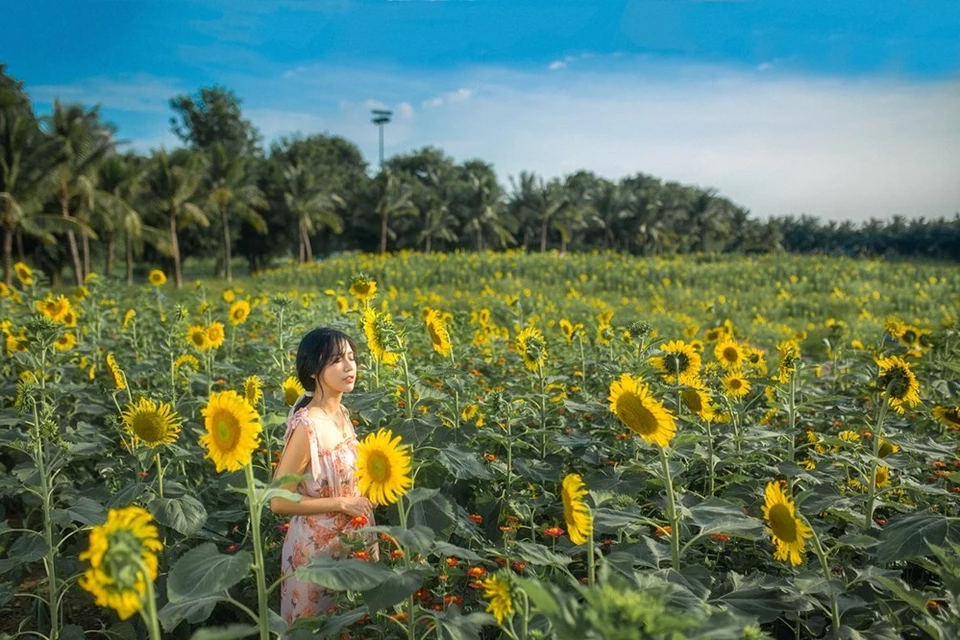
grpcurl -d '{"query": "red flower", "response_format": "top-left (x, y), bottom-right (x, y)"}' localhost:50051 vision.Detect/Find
top-left (544, 526), bottom-right (565, 539)
top-left (654, 525), bottom-right (672, 538)
top-left (469, 514), bottom-right (483, 525)
top-left (352, 550), bottom-right (371, 561)
top-left (350, 515), bottom-right (369, 528)
top-left (445, 557), bottom-right (459, 568)
top-left (511, 561), bottom-right (526, 573)
top-left (444, 595), bottom-right (464, 606)
top-left (467, 566), bottom-right (486, 579)
top-left (391, 549), bottom-right (404, 560)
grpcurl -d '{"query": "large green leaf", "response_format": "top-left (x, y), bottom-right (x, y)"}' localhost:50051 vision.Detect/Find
top-left (688, 498), bottom-right (763, 536)
top-left (295, 557), bottom-right (393, 591)
top-left (511, 541), bottom-right (572, 568)
top-left (52, 496), bottom-right (107, 527)
top-left (873, 511), bottom-right (950, 562)
top-left (438, 446), bottom-right (492, 480)
top-left (189, 625), bottom-right (258, 640)
top-left (433, 607), bottom-right (496, 640)
top-left (0, 532), bottom-right (47, 574)
top-left (362, 569), bottom-right (424, 613)
top-left (403, 487), bottom-right (441, 507)
top-left (158, 595), bottom-right (221, 631)
top-left (149, 494), bottom-right (208, 536)
top-left (167, 542), bottom-right (252, 603)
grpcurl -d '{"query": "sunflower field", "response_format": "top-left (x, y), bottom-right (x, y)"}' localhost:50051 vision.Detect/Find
top-left (1, 251), bottom-right (959, 640)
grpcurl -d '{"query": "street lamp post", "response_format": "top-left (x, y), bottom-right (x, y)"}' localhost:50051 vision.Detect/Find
top-left (371, 109), bottom-right (393, 170)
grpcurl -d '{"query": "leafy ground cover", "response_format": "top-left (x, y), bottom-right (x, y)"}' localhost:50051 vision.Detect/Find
top-left (1, 251), bottom-right (959, 640)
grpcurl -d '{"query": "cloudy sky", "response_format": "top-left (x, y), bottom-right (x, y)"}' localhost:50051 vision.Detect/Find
top-left (5, 0), bottom-right (959, 221)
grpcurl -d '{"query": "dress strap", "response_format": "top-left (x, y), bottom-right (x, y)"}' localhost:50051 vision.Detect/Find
top-left (284, 409), bottom-right (324, 487)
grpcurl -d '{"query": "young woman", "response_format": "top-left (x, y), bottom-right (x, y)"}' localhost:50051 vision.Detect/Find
top-left (270, 327), bottom-right (375, 623)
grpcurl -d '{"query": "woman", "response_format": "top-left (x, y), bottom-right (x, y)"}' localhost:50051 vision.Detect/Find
top-left (270, 327), bottom-right (375, 623)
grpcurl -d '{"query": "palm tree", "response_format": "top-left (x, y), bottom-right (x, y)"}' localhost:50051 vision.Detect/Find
top-left (43, 101), bottom-right (114, 285)
top-left (374, 170), bottom-right (417, 254)
top-left (508, 172), bottom-right (569, 253)
top-left (418, 167), bottom-right (459, 252)
top-left (461, 162), bottom-right (512, 251)
top-left (205, 143), bottom-right (267, 281)
top-left (142, 148), bottom-right (208, 288)
top-left (281, 159), bottom-right (344, 262)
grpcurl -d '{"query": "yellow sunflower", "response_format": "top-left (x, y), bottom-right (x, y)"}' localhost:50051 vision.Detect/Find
top-left (6, 332), bottom-right (27, 354)
top-left (228, 300), bottom-right (251, 326)
top-left (349, 274), bottom-right (378, 304)
top-left (424, 309), bottom-right (453, 357)
top-left (774, 339), bottom-right (802, 383)
top-left (704, 326), bottom-right (727, 343)
top-left (714, 338), bottom-right (745, 369)
top-left (355, 429), bottom-right (413, 506)
top-left (14, 261), bottom-right (34, 285)
top-left (761, 481), bottom-right (812, 566)
top-left (174, 353), bottom-right (200, 373)
top-left (649, 340), bottom-right (701, 385)
top-left (876, 355), bottom-right (920, 413)
top-left (361, 308), bottom-right (399, 366)
top-left (559, 319), bottom-right (582, 343)
top-left (608, 373), bottom-right (677, 448)
top-left (206, 321), bottom-right (226, 349)
top-left (37, 294), bottom-right (72, 323)
top-left (244, 375), bottom-right (263, 405)
top-left (79, 505), bottom-right (163, 620)
top-left (200, 390), bottom-right (262, 473)
top-left (681, 385), bottom-right (715, 421)
top-left (121, 397), bottom-right (182, 447)
top-left (561, 473), bottom-right (593, 545)
top-left (744, 347), bottom-right (768, 375)
top-left (481, 572), bottom-right (515, 625)
top-left (282, 376), bottom-right (304, 406)
top-left (61, 308), bottom-right (78, 328)
top-left (461, 403), bottom-right (484, 425)
top-left (148, 269), bottom-right (166, 286)
top-left (335, 295), bottom-right (349, 314)
top-left (722, 372), bottom-right (751, 398)
top-left (932, 406), bottom-right (960, 429)
top-left (106, 353), bottom-right (127, 391)
top-left (878, 438), bottom-right (900, 457)
top-left (874, 466), bottom-right (891, 488)
top-left (0, 282), bottom-right (9, 298)
top-left (54, 332), bottom-right (77, 352)
top-left (121, 309), bottom-right (136, 332)
top-left (186, 325), bottom-right (210, 351)
top-left (515, 326), bottom-right (547, 372)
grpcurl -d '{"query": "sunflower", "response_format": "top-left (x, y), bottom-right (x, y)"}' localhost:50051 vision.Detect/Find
top-left (559, 319), bottom-right (582, 343)
top-left (336, 295), bottom-right (349, 314)
top-left (761, 481), bottom-right (812, 566)
top-left (199, 390), bottom-right (262, 473)
top-left (121, 309), bottom-right (136, 332)
top-left (0, 282), bottom-right (9, 298)
top-left (561, 473), bottom-right (593, 545)
top-left (714, 338), bottom-right (745, 369)
top-left (186, 325), bottom-right (210, 350)
top-left (878, 438), bottom-right (900, 457)
top-left (704, 326), bottom-right (727, 343)
top-left (461, 404), bottom-right (484, 425)
top-left (121, 397), bottom-right (182, 448)
top-left (681, 385), bottom-right (715, 421)
top-left (349, 274), bottom-right (378, 304)
top-left (884, 318), bottom-right (906, 340)
top-left (54, 332), bottom-right (77, 352)
top-left (14, 261), bottom-right (34, 285)
top-left (61, 308), bottom-right (78, 328)
top-left (78, 505), bottom-right (163, 620)
top-left (355, 429), bottom-right (413, 506)
top-left (480, 572), bottom-right (515, 625)
top-left (515, 326), bottom-right (548, 372)
top-left (206, 321), bottom-right (226, 349)
top-left (244, 375), bottom-right (263, 405)
top-left (37, 294), bottom-right (72, 323)
top-left (649, 340), bottom-right (701, 385)
top-left (608, 373), bottom-right (677, 448)
top-left (874, 466), bottom-right (891, 488)
top-left (932, 406), bottom-right (960, 429)
top-left (148, 269), bottom-right (166, 286)
top-left (174, 353), bottom-right (200, 373)
top-left (722, 372), bottom-right (751, 398)
top-left (106, 353), bottom-right (127, 391)
top-left (5, 332), bottom-right (27, 354)
top-left (774, 339), bottom-right (801, 383)
top-left (744, 347), bottom-right (768, 375)
top-left (876, 355), bottom-right (920, 413)
top-left (424, 309), bottom-right (453, 357)
top-left (361, 308), bottom-right (399, 366)
top-left (282, 376), bottom-right (304, 406)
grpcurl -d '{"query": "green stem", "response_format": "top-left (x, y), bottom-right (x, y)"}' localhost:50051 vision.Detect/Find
top-left (705, 418), bottom-right (716, 496)
top-left (587, 529), bottom-right (596, 586)
top-left (244, 463), bottom-right (270, 640)
top-left (33, 397), bottom-right (59, 640)
top-left (397, 496), bottom-right (415, 640)
top-left (155, 452), bottom-right (164, 499)
top-left (809, 524), bottom-right (841, 638)
top-left (658, 446), bottom-right (681, 571)
top-left (864, 389), bottom-right (890, 531)
top-left (538, 363), bottom-right (547, 458)
top-left (137, 557), bottom-right (162, 640)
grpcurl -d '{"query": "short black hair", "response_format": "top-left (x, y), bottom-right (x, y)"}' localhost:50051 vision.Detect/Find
top-left (292, 328), bottom-right (356, 412)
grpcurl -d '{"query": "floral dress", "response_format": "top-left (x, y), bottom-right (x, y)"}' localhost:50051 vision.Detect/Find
top-left (279, 406), bottom-right (375, 624)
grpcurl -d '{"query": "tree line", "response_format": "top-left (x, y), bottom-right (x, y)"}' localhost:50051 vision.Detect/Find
top-left (2, 65), bottom-right (958, 287)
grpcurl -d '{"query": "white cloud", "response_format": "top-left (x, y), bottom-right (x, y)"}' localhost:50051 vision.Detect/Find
top-left (30, 73), bottom-right (184, 113)
top-left (422, 88), bottom-right (474, 108)
top-left (548, 60), bottom-right (567, 71)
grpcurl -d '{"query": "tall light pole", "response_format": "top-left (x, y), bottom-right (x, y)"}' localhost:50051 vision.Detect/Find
top-left (371, 109), bottom-right (392, 170)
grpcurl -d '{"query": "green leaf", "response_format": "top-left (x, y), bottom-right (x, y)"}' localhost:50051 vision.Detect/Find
top-left (511, 541), bottom-right (572, 568)
top-left (364, 525), bottom-right (436, 555)
top-left (874, 511), bottom-right (950, 562)
top-left (433, 607), bottom-right (497, 640)
top-left (167, 543), bottom-right (252, 603)
top-left (295, 557), bottom-right (393, 591)
top-left (189, 625), bottom-right (259, 640)
top-left (433, 541), bottom-right (483, 563)
top-left (688, 498), bottom-right (763, 536)
top-left (403, 487), bottom-right (441, 507)
top-left (52, 497), bottom-right (107, 527)
top-left (438, 446), bottom-right (492, 480)
top-left (0, 533), bottom-right (48, 574)
top-left (362, 569), bottom-right (424, 613)
top-left (319, 605), bottom-right (370, 636)
top-left (158, 595), bottom-right (221, 631)
top-left (149, 494), bottom-right (208, 536)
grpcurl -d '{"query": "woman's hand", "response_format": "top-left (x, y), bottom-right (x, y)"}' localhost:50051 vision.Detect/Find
top-left (338, 496), bottom-right (373, 517)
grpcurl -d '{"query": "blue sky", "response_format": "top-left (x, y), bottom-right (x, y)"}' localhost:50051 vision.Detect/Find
top-left (4, 0), bottom-right (959, 221)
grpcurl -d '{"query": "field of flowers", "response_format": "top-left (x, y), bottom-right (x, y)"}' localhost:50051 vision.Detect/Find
top-left (1, 250), bottom-right (959, 640)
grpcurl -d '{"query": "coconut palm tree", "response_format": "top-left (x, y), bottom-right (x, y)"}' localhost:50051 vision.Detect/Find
top-left (281, 159), bottom-right (343, 263)
top-left (374, 170), bottom-right (417, 254)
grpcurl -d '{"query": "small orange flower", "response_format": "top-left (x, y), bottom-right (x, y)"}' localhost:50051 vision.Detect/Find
top-left (445, 557), bottom-right (459, 568)
top-left (350, 515), bottom-right (369, 528)
top-left (709, 533), bottom-right (731, 543)
top-left (467, 566), bottom-right (486, 579)
top-left (352, 550), bottom-right (371, 561)
top-left (390, 549), bottom-right (404, 560)
top-left (469, 514), bottom-right (483, 524)
top-left (544, 527), bottom-right (565, 538)
top-left (654, 525), bottom-right (672, 538)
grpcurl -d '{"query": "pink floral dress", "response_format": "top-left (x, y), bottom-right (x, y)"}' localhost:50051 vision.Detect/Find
top-left (279, 406), bottom-right (376, 624)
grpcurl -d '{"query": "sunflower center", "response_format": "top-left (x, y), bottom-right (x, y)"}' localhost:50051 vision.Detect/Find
top-left (617, 393), bottom-right (659, 436)
top-left (729, 378), bottom-right (743, 390)
top-left (132, 412), bottom-right (166, 444)
top-left (768, 504), bottom-right (798, 542)
top-left (879, 369), bottom-right (911, 400)
top-left (664, 352), bottom-right (689, 374)
top-left (211, 409), bottom-right (241, 451)
top-left (191, 333), bottom-right (205, 347)
top-left (428, 324), bottom-right (443, 346)
top-left (722, 347), bottom-right (739, 363)
top-left (367, 451), bottom-right (392, 482)
top-left (681, 389), bottom-right (703, 413)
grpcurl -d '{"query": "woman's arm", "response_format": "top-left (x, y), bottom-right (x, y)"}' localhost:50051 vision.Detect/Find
top-left (268, 425), bottom-right (370, 517)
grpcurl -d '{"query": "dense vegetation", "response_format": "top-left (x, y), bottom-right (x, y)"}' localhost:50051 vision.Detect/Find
top-left (2, 64), bottom-right (959, 291)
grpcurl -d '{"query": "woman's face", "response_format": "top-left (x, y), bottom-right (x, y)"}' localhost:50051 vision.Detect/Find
top-left (316, 341), bottom-right (357, 394)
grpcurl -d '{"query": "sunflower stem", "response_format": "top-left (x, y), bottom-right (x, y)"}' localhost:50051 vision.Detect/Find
top-left (587, 529), bottom-right (596, 586)
top-left (155, 452), bottom-right (164, 499)
top-left (137, 557), bottom-right (162, 640)
top-left (705, 418), bottom-right (716, 496)
top-left (863, 388), bottom-right (890, 531)
top-left (243, 463), bottom-right (271, 640)
top-left (537, 363), bottom-right (547, 458)
top-left (808, 523), bottom-right (841, 638)
top-left (32, 395), bottom-right (60, 640)
top-left (658, 446), bottom-right (681, 571)
top-left (397, 495), bottom-right (416, 640)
